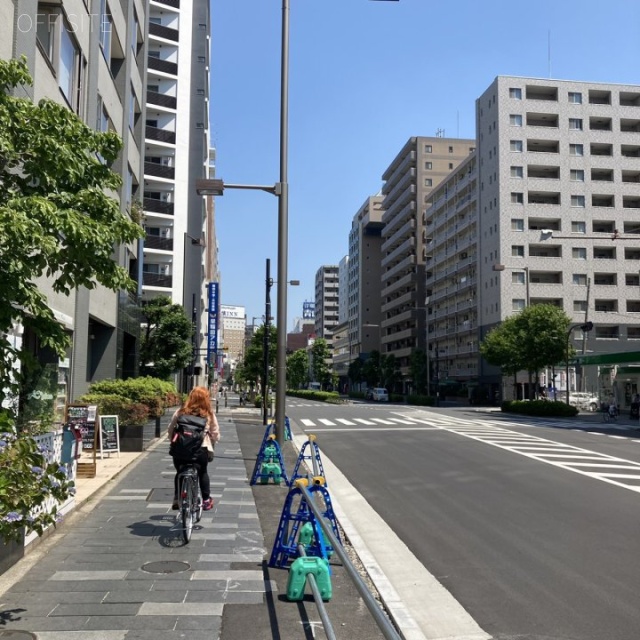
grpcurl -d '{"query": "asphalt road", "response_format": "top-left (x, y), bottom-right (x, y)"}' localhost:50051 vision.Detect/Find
top-left (286, 399), bottom-right (640, 640)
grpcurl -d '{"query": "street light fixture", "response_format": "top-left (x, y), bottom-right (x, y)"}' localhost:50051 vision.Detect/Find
top-left (565, 321), bottom-right (594, 404)
top-left (493, 263), bottom-right (530, 307)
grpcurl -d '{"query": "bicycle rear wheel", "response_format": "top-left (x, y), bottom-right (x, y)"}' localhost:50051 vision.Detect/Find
top-left (195, 484), bottom-right (203, 523)
top-left (181, 476), bottom-right (195, 543)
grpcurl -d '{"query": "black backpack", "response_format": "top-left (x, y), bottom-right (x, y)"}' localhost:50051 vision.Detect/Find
top-left (169, 414), bottom-right (207, 462)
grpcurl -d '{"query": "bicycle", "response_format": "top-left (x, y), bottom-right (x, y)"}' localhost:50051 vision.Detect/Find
top-left (176, 462), bottom-right (203, 543)
top-left (602, 405), bottom-right (618, 423)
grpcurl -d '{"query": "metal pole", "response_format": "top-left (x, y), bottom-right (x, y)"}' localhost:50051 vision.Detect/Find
top-left (263, 258), bottom-right (271, 426)
top-left (275, 0), bottom-right (290, 447)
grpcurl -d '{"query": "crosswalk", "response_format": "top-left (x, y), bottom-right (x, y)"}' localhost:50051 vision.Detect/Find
top-left (292, 410), bottom-right (640, 494)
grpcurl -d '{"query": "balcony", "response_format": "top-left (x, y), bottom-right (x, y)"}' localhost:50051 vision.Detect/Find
top-left (142, 272), bottom-right (173, 288)
top-left (145, 126), bottom-right (176, 145)
top-left (143, 197), bottom-right (174, 215)
top-left (144, 235), bottom-right (174, 251)
top-left (153, 0), bottom-right (180, 7)
top-left (144, 161), bottom-right (175, 180)
top-left (147, 57), bottom-right (178, 76)
top-left (149, 22), bottom-right (179, 42)
top-left (147, 90), bottom-right (177, 110)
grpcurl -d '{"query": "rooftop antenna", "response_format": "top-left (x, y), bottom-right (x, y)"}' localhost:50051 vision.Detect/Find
top-left (435, 128), bottom-right (445, 138)
top-left (548, 29), bottom-right (551, 78)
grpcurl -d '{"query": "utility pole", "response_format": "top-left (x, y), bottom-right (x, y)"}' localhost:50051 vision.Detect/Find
top-left (263, 258), bottom-right (271, 426)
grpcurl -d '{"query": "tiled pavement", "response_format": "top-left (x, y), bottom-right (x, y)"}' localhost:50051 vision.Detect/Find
top-left (0, 409), bottom-right (268, 640)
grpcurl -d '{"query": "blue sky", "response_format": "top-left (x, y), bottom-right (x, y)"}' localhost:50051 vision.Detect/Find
top-left (210, 0), bottom-right (640, 330)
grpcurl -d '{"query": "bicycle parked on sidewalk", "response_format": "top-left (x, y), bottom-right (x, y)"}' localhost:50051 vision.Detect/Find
top-left (176, 462), bottom-right (203, 543)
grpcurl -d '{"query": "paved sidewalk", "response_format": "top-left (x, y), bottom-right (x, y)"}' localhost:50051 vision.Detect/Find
top-left (0, 405), bottom-right (267, 640)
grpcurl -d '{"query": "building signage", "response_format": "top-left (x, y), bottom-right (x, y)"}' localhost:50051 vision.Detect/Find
top-left (207, 282), bottom-right (219, 366)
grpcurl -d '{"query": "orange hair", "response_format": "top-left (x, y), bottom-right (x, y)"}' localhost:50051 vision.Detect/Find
top-left (180, 386), bottom-right (213, 422)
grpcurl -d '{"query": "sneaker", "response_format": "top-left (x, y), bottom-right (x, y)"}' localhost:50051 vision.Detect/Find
top-left (202, 497), bottom-right (214, 511)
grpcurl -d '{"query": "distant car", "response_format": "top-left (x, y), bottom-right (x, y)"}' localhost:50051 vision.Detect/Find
top-left (371, 388), bottom-right (389, 402)
top-left (568, 392), bottom-right (600, 412)
top-left (309, 382), bottom-right (322, 391)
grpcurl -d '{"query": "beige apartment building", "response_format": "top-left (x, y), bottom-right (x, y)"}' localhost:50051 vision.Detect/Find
top-left (380, 136), bottom-right (475, 389)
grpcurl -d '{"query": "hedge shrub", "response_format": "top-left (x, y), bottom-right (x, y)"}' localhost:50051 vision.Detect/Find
top-left (501, 399), bottom-right (578, 417)
top-left (286, 390), bottom-right (343, 404)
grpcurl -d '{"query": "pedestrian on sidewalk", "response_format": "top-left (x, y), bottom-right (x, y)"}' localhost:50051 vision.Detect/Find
top-left (168, 386), bottom-right (220, 510)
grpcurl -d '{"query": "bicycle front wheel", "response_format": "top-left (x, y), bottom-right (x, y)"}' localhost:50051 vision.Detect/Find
top-left (181, 477), bottom-right (195, 543)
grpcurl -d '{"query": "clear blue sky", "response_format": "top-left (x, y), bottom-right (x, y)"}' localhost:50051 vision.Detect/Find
top-left (210, 0), bottom-right (640, 330)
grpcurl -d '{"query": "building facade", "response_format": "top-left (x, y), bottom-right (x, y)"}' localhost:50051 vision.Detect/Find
top-left (380, 136), bottom-right (475, 388)
top-left (314, 265), bottom-right (339, 346)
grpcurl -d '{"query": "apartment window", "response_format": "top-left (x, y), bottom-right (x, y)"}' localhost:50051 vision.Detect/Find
top-left (129, 84), bottom-right (136, 131)
top-left (99, 0), bottom-right (112, 61)
top-left (511, 166), bottom-right (524, 178)
top-left (570, 143), bottom-right (584, 156)
top-left (510, 114), bottom-right (523, 126)
top-left (569, 118), bottom-right (583, 130)
top-left (574, 300), bottom-right (588, 312)
top-left (425, 162), bottom-right (432, 170)
top-left (425, 144), bottom-right (432, 153)
top-left (512, 299), bottom-right (526, 311)
top-left (573, 274), bottom-right (587, 285)
top-left (509, 87), bottom-right (522, 99)
top-left (511, 192), bottom-right (524, 204)
top-left (570, 169), bottom-right (585, 182)
top-left (572, 247), bottom-right (587, 260)
top-left (448, 146), bottom-right (453, 153)
top-left (512, 272), bottom-right (526, 285)
top-left (59, 21), bottom-right (83, 114)
top-left (571, 195), bottom-right (585, 207)
top-left (449, 163), bottom-right (453, 170)
top-left (424, 178), bottom-right (432, 187)
top-left (569, 92), bottom-right (583, 104)
top-left (510, 140), bottom-right (523, 152)
top-left (511, 218), bottom-right (524, 231)
top-left (131, 12), bottom-right (139, 53)
top-left (97, 95), bottom-right (109, 132)
top-left (512, 245), bottom-right (525, 257)
top-left (571, 221), bottom-right (586, 234)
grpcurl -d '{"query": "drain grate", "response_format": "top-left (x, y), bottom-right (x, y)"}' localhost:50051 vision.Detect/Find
top-left (141, 560), bottom-right (190, 574)
top-left (0, 632), bottom-right (37, 639)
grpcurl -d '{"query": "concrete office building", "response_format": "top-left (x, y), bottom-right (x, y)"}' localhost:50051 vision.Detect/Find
top-left (220, 305), bottom-right (245, 372)
top-left (347, 195), bottom-right (384, 363)
top-left (141, 0), bottom-right (211, 387)
top-left (4, 0), bottom-right (148, 414)
top-left (474, 76), bottom-right (640, 401)
top-left (380, 136), bottom-right (475, 388)
top-left (315, 265), bottom-right (339, 346)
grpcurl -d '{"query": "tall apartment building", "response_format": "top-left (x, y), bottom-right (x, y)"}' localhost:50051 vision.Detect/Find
top-left (141, 0), bottom-right (211, 387)
top-left (424, 153), bottom-right (479, 391)
top-left (314, 265), bottom-right (339, 345)
top-left (220, 305), bottom-right (246, 371)
top-left (380, 136), bottom-right (475, 388)
top-left (4, 0), bottom-right (148, 410)
top-left (474, 76), bottom-right (640, 400)
top-left (347, 195), bottom-right (384, 361)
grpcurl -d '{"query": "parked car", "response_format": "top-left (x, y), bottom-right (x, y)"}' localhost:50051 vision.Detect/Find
top-left (371, 388), bottom-right (389, 402)
top-left (568, 392), bottom-right (600, 412)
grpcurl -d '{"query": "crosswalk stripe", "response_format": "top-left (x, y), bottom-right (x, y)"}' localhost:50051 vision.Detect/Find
top-left (388, 418), bottom-right (417, 425)
top-left (319, 419), bottom-right (335, 426)
top-left (336, 418), bottom-right (356, 425)
top-left (354, 418), bottom-right (376, 425)
top-left (371, 418), bottom-right (395, 425)
top-left (300, 419), bottom-right (315, 427)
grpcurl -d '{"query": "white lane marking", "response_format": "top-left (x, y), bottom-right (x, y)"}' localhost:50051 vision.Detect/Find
top-left (354, 418), bottom-right (376, 425)
top-left (319, 419), bottom-right (335, 426)
top-left (300, 419), bottom-right (315, 427)
top-left (336, 418), bottom-right (356, 425)
top-left (388, 418), bottom-right (418, 425)
top-left (371, 418), bottom-right (395, 425)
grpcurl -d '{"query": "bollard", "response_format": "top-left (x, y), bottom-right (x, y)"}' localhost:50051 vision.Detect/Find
top-left (155, 415), bottom-right (161, 438)
top-left (286, 556), bottom-right (332, 601)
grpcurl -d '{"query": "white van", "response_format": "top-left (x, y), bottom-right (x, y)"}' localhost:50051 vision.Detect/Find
top-left (309, 382), bottom-right (322, 391)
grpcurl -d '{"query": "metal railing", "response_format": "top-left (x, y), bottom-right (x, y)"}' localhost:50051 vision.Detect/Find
top-left (296, 480), bottom-right (402, 640)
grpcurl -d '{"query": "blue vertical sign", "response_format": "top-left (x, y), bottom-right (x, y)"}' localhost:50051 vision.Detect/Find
top-left (207, 282), bottom-right (219, 367)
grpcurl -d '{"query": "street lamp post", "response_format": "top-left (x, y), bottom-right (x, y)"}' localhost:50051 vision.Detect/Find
top-left (263, 258), bottom-right (272, 427)
top-left (565, 321), bottom-right (594, 404)
top-left (197, 0), bottom-right (398, 444)
top-left (493, 263), bottom-right (530, 307)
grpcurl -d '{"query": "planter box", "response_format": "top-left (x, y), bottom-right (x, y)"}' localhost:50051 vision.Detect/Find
top-left (0, 528), bottom-right (25, 576)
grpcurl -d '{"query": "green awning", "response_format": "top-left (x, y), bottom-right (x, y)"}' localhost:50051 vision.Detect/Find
top-left (575, 351), bottom-right (640, 365)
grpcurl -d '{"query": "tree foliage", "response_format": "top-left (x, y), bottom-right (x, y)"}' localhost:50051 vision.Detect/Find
top-left (0, 58), bottom-right (143, 406)
top-left (310, 338), bottom-right (332, 387)
top-left (287, 349), bottom-right (309, 390)
top-left (410, 349), bottom-right (429, 395)
top-left (480, 304), bottom-right (573, 377)
top-left (242, 325), bottom-right (277, 389)
top-left (140, 297), bottom-right (192, 380)
top-left (347, 358), bottom-right (364, 388)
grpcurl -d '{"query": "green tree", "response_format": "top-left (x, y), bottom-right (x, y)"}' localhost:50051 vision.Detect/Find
top-left (287, 349), bottom-right (309, 390)
top-left (348, 358), bottom-right (364, 390)
top-left (310, 338), bottom-right (332, 387)
top-left (242, 325), bottom-right (277, 390)
top-left (481, 304), bottom-right (572, 391)
top-left (140, 297), bottom-right (193, 379)
top-left (362, 350), bottom-right (382, 388)
top-left (381, 353), bottom-right (403, 392)
top-left (0, 58), bottom-right (143, 407)
top-left (410, 349), bottom-right (429, 395)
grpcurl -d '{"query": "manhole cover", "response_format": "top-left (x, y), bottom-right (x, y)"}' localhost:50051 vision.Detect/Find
top-left (0, 632), bottom-right (37, 639)
top-left (141, 560), bottom-right (190, 574)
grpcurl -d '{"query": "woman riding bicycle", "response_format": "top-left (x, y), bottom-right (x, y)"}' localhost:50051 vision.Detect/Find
top-left (168, 386), bottom-right (220, 510)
